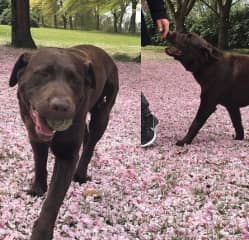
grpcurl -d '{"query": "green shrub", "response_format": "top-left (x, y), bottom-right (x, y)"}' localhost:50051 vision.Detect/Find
top-left (0, 7), bottom-right (40, 27)
top-left (144, 5), bottom-right (249, 49)
top-left (0, 7), bottom-right (10, 25)
top-left (229, 7), bottom-right (249, 48)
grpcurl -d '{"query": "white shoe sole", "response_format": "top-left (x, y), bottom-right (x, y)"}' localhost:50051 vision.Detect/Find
top-left (141, 123), bottom-right (159, 148)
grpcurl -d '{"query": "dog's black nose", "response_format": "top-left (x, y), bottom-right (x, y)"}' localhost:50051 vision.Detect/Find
top-left (50, 97), bottom-right (70, 113)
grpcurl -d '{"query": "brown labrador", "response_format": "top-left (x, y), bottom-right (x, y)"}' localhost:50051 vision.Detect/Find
top-left (9, 45), bottom-right (119, 240)
top-left (166, 31), bottom-right (249, 146)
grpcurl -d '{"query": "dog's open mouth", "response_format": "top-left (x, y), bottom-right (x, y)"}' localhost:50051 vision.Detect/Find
top-left (165, 47), bottom-right (182, 57)
top-left (30, 107), bottom-right (73, 138)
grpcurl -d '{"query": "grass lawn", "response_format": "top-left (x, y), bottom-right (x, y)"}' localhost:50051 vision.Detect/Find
top-left (0, 25), bottom-right (140, 60)
top-left (231, 48), bottom-right (249, 54)
top-left (142, 45), bottom-right (249, 61)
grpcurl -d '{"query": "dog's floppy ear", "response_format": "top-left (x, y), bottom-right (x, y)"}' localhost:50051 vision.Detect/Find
top-left (85, 61), bottom-right (96, 89)
top-left (9, 52), bottom-right (31, 87)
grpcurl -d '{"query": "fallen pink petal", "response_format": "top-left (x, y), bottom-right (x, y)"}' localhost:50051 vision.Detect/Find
top-left (1, 46), bottom-right (249, 239)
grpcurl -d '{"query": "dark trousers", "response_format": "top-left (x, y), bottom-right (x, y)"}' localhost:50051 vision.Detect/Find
top-left (141, 13), bottom-right (153, 130)
top-left (141, 12), bottom-right (151, 47)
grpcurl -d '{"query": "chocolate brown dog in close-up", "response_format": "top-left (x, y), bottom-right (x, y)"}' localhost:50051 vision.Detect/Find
top-left (166, 31), bottom-right (249, 146)
top-left (9, 45), bottom-right (119, 240)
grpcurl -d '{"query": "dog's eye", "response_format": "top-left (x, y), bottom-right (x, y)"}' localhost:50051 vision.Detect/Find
top-left (65, 70), bottom-right (81, 84)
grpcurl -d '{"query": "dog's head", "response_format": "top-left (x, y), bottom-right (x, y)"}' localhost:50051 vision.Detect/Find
top-left (9, 48), bottom-right (96, 141)
top-left (165, 32), bottom-right (221, 72)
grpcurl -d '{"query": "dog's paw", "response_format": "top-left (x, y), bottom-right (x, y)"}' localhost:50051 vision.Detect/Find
top-left (176, 140), bottom-right (185, 146)
top-left (27, 183), bottom-right (47, 197)
top-left (233, 134), bottom-right (244, 140)
top-left (73, 174), bottom-right (92, 184)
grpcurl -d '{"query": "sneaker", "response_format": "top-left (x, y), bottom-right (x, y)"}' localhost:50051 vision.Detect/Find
top-left (141, 114), bottom-right (159, 147)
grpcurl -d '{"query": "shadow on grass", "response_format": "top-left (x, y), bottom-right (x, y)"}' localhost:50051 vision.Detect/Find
top-left (230, 49), bottom-right (249, 55)
top-left (112, 52), bottom-right (141, 62)
top-left (3, 43), bottom-right (141, 63)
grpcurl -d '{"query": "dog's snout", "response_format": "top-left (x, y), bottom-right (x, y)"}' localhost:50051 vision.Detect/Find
top-left (50, 97), bottom-right (70, 113)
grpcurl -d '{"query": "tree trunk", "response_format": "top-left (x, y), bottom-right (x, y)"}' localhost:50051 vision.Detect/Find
top-left (217, 0), bottom-right (232, 49)
top-left (96, 13), bottom-right (100, 30)
top-left (129, 0), bottom-right (137, 33)
top-left (218, 13), bottom-right (229, 49)
top-left (118, 9), bottom-right (125, 32)
top-left (175, 14), bottom-right (186, 32)
top-left (113, 11), bottom-right (118, 33)
top-left (62, 15), bottom-right (67, 29)
top-left (69, 16), bottom-right (73, 30)
top-left (166, 0), bottom-right (196, 33)
top-left (74, 14), bottom-right (78, 29)
top-left (80, 14), bottom-right (84, 30)
top-left (53, 15), bottom-right (57, 28)
top-left (11, 0), bottom-right (36, 48)
top-left (41, 16), bottom-right (45, 27)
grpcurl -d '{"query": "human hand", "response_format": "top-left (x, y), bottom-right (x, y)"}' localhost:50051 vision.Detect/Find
top-left (156, 19), bottom-right (170, 39)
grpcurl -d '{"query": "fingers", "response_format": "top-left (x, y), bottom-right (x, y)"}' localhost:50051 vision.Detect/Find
top-left (157, 20), bottom-right (163, 33)
top-left (156, 19), bottom-right (170, 39)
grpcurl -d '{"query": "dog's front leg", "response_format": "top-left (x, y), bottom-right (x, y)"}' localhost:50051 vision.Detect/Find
top-left (28, 141), bottom-right (49, 196)
top-left (176, 95), bottom-right (217, 146)
top-left (30, 150), bottom-right (78, 240)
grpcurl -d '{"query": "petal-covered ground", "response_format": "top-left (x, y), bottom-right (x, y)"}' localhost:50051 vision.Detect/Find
top-left (142, 51), bottom-right (249, 239)
top-left (0, 46), bottom-right (140, 240)
top-left (1, 45), bottom-right (249, 240)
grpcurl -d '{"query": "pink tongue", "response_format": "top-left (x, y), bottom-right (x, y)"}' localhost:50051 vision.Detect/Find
top-left (30, 109), bottom-right (54, 137)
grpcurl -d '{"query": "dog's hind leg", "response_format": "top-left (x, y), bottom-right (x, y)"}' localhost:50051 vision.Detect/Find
top-left (74, 73), bottom-right (118, 184)
top-left (28, 141), bottom-right (49, 196)
top-left (226, 105), bottom-right (244, 140)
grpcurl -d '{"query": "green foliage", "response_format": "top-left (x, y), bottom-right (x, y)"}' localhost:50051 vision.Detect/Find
top-left (144, 0), bottom-right (249, 49)
top-left (100, 0), bottom-right (125, 13)
top-left (60, 0), bottom-right (125, 15)
top-left (186, 14), bottom-right (218, 46)
top-left (30, 0), bottom-right (140, 33)
top-left (30, 0), bottom-right (58, 17)
top-left (59, 0), bottom-right (107, 15)
top-left (0, 0), bottom-right (9, 15)
top-left (229, 7), bottom-right (249, 48)
top-left (186, 6), bottom-right (249, 48)
top-left (0, 7), bottom-right (10, 25)
top-left (0, 7), bottom-right (40, 27)
top-left (30, 9), bottom-right (40, 27)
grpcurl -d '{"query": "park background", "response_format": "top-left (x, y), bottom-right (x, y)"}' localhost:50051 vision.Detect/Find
top-left (0, 0), bottom-right (141, 60)
top-left (143, 0), bottom-right (249, 53)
